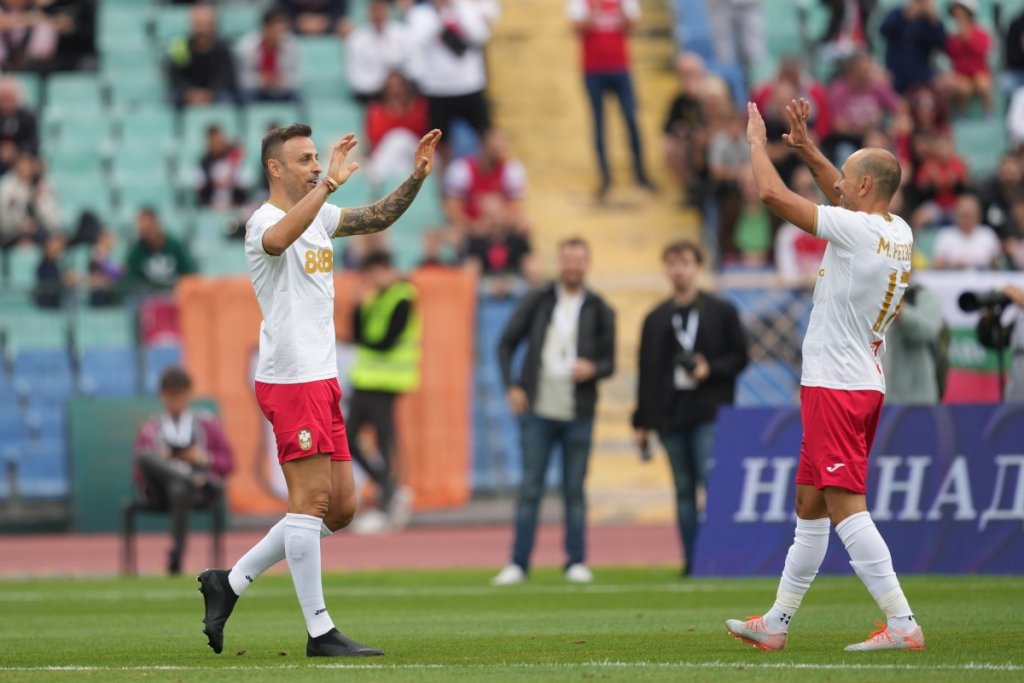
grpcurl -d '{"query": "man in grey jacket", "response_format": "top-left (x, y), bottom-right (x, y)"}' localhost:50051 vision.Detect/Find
top-left (880, 284), bottom-right (946, 404)
top-left (493, 237), bottom-right (616, 585)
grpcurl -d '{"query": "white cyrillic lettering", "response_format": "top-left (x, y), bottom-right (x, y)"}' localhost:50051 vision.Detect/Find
top-left (925, 456), bottom-right (976, 521)
top-left (871, 456), bottom-right (931, 521)
top-left (980, 455), bottom-right (1024, 531)
top-left (734, 457), bottom-right (796, 523)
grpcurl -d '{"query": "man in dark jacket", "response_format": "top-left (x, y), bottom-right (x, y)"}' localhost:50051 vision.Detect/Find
top-left (632, 240), bottom-right (748, 575)
top-left (879, 0), bottom-right (946, 94)
top-left (493, 237), bottom-right (616, 585)
top-left (167, 4), bottom-right (238, 107)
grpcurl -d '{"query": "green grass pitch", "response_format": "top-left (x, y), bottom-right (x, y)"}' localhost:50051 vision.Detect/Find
top-left (1, 568), bottom-right (1022, 682)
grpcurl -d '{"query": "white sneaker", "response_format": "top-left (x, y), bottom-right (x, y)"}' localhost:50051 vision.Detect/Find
top-left (350, 509), bottom-right (391, 535)
top-left (387, 486), bottom-right (414, 531)
top-left (491, 564), bottom-right (526, 586)
top-left (565, 563), bottom-right (594, 584)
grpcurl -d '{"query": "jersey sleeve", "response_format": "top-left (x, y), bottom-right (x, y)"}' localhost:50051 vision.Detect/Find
top-left (814, 204), bottom-right (864, 252)
top-left (245, 207), bottom-right (283, 258)
top-left (320, 202), bottom-right (343, 238)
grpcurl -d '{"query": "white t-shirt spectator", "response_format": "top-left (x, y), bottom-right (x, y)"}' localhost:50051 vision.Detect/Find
top-left (245, 202), bottom-right (342, 384)
top-left (406, 0), bottom-right (490, 96)
top-left (345, 21), bottom-right (411, 97)
top-left (933, 224), bottom-right (1002, 270)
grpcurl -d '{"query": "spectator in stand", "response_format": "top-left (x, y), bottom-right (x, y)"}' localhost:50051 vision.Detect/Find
top-left (124, 207), bottom-right (197, 292)
top-left (939, 0), bottom-right (992, 117)
top-left (818, 0), bottom-right (876, 61)
top-left (35, 0), bottom-right (96, 73)
top-left (87, 228), bottom-right (123, 307)
top-left (567, 0), bottom-right (653, 199)
top-left (345, 0), bottom-right (411, 103)
top-left (167, 4), bottom-right (238, 107)
top-left (462, 194), bottom-right (533, 279)
top-left (279, 0), bottom-right (348, 37)
top-left (0, 76), bottom-right (38, 175)
top-left (34, 232), bottom-right (75, 308)
top-left (0, 0), bottom-right (57, 71)
top-left (752, 55), bottom-right (831, 143)
top-left (892, 86), bottom-right (949, 170)
top-left (978, 153), bottom-right (1024, 242)
top-left (824, 51), bottom-right (902, 163)
top-left (0, 153), bottom-right (59, 248)
top-left (879, 0), bottom-right (946, 95)
top-left (236, 7), bottom-right (299, 103)
top-left (365, 71), bottom-right (429, 189)
top-left (932, 194), bottom-right (1003, 270)
top-left (443, 127), bottom-right (527, 232)
top-left (1002, 8), bottom-right (1024, 97)
top-left (406, 0), bottom-right (492, 145)
top-left (774, 167), bottom-right (827, 283)
top-left (708, 109), bottom-right (749, 264)
top-left (910, 135), bottom-right (968, 220)
top-left (195, 124), bottom-right (252, 210)
top-left (880, 283), bottom-right (945, 404)
top-left (759, 82), bottom-right (802, 184)
top-left (706, 0), bottom-right (764, 85)
top-left (663, 52), bottom-right (710, 206)
top-left (733, 165), bottom-right (772, 266)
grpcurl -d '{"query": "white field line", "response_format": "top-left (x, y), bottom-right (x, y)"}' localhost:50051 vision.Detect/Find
top-left (0, 661), bottom-right (1022, 673)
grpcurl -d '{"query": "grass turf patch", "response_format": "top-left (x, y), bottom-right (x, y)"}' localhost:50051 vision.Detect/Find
top-left (0, 568), bottom-right (1021, 682)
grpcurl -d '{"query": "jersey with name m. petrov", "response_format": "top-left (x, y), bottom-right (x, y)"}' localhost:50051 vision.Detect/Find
top-left (802, 205), bottom-right (913, 393)
top-left (245, 202), bottom-right (343, 384)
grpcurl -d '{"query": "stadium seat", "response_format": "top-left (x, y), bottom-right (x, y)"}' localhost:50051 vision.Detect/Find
top-left (245, 102), bottom-right (303, 138)
top-left (12, 349), bottom-right (74, 400)
top-left (154, 4), bottom-right (193, 46)
top-left (79, 347), bottom-right (138, 397)
top-left (44, 73), bottom-right (104, 114)
top-left (107, 69), bottom-right (168, 110)
top-left (308, 102), bottom-right (364, 151)
top-left (5, 246), bottom-right (39, 292)
top-left (220, 3), bottom-right (262, 40)
top-left (954, 120), bottom-right (1006, 180)
top-left (0, 410), bottom-right (31, 443)
top-left (193, 208), bottom-right (241, 239)
top-left (50, 180), bottom-right (116, 229)
top-left (199, 238), bottom-right (250, 276)
top-left (16, 436), bottom-right (69, 498)
top-left (75, 308), bottom-right (135, 349)
top-left (119, 106), bottom-right (177, 147)
top-left (143, 344), bottom-right (183, 394)
top-left (298, 37), bottom-right (346, 79)
top-left (12, 71), bottom-right (41, 109)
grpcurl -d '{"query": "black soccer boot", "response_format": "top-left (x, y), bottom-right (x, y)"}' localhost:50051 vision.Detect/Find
top-left (307, 628), bottom-right (385, 657)
top-left (197, 568), bottom-right (238, 654)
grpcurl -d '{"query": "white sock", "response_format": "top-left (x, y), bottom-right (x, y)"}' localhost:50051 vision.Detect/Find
top-left (284, 513), bottom-right (336, 638)
top-left (835, 511), bottom-right (915, 631)
top-left (763, 517), bottom-right (830, 632)
top-left (228, 518), bottom-right (334, 596)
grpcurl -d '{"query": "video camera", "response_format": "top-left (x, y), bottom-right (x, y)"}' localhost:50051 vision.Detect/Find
top-left (958, 291), bottom-right (1012, 312)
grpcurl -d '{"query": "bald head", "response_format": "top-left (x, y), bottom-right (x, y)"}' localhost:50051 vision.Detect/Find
top-left (849, 148), bottom-right (901, 202)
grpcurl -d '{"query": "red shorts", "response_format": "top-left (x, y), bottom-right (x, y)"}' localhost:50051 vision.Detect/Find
top-left (255, 378), bottom-right (352, 464)
top-left (795, 385), bottom-right (883, 495)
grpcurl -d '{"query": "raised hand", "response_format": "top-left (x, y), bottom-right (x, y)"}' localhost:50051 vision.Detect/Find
top-left (412, 129), bottom-right (443, 180)
top-left (327, 133), bottom-right (360, 185)
top-left (746, 102), bottom-right (767, 145)
top-left (782, 98), bottom-right (812, 151)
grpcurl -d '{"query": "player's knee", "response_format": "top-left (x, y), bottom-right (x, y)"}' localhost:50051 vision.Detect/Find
top-left (324, 500), bottom-right (357, 531)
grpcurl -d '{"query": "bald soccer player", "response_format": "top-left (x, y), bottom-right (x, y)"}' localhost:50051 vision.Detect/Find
top-left (725, 99), bottom-right (924, 653)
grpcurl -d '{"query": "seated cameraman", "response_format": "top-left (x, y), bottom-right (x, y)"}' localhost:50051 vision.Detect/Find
top-left (632, 241), bottom-right (749, 575)
top-left (977, 284), bottom-right (1024, 403)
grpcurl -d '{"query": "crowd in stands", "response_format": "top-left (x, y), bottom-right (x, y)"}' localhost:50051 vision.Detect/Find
top-left (665, 0), bottom-right (1024, 278)
top-left (0, 0), bottom-right (536, 318)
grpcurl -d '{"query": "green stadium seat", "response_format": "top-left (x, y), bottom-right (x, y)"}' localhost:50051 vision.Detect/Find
top-left (309, 102), bottom-right (364, 152)
top-left (50, 179), bottom-right (115, 226)
top-left (6, 246), bottom-right (39, 291)
top-left (119, 106), bottom-right (176, 147)
top-left (45, 73), bottom-right (104, 114)
top-left (181, 104), bottom-right (242, 160)
top-left (299, 75), bottom-right (349, 104)
top-left (107, 71), bottom-right (168, 110)
top-left (97, 2), bottom-right (151, 53)
top-left (12, 72), bottom-right (41, 109)
top-left (193, 208), bottom-right (241, 239)
top-left (954, 120), bottom-right (1006, 180)
top-left (245, 102), bottom-right (303, 138)
top-left (75, 308), bottom-right (135, 349)
top-left (3, 309), bottom-right (69, 354)
top-left (220, 3), bottom-right (262, 40)
top-left (298, 37), bottom-right (345, 79)
top-left (154, 5), bottom-right (193, 46)
top-left (198, 237), bottom-right (249, 276)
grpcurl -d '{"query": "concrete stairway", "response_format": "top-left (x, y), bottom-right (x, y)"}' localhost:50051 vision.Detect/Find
top-left (486, 0), bottom-right (701, 525)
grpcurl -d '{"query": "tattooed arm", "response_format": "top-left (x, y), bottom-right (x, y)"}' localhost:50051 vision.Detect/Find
top-left (334, 129), bottom-right (443, 238)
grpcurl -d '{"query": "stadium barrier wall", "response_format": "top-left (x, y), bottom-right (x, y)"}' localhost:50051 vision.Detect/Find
top-left (176, 268), bottom-right (476, 516)
top-left (694, 404), bottom-right (1024, 576)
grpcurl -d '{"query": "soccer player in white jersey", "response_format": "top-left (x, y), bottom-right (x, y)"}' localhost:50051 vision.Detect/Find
top-left (197, 124), bottom-right (441, 657)
top-left (725, 99), bottom-right (924, 652)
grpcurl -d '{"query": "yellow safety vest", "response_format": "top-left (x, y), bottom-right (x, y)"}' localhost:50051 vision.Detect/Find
top-left (350, 281), bottom-right (422, 393)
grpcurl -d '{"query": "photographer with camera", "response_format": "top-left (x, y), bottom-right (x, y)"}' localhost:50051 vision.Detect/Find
top-left (973, 284), bottom-right (1024, 403)
top-left (880, 284), bottom-right (947, 404)
top-left (632, 241), bottom-right (749, 575)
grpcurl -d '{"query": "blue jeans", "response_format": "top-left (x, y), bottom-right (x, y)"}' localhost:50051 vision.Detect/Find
top-left (583, 71), bottom-right (646, 184)
top-left (511, 413), bottom-right (594, 571)
top-left (658, 423), bottom-right (715, 569)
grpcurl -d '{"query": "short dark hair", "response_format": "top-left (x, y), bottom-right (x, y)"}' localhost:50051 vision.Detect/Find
top-left (160, 367), bottom-right (192, 393)
top-left (662, 240), bottom-right (704, 265)
top-left (361, 250), bottom-right (394, 270)
top-left (261, 123), bottom-right (312, 173)
top-left (558, 236), bottom-right (590, 254)
top-left (262, 7), bottom-right (288, 26)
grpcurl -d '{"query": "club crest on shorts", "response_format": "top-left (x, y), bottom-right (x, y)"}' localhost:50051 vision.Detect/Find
top-left (298, 428), bottom-right (313, 451)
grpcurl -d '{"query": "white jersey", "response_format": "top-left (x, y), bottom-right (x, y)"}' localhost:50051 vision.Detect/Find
top-left (245, 202), bottom-right (343, 384)
top-left (801, 205), bottom-right (914, 393)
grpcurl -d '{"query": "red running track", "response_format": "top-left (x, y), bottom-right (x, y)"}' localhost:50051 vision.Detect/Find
top-left (0, 523), bottom-right (680, 578)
